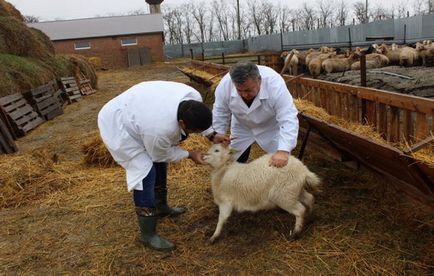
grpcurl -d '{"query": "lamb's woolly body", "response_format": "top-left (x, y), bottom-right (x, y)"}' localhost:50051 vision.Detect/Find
top-left (205, 144), bottom-right (321, 243)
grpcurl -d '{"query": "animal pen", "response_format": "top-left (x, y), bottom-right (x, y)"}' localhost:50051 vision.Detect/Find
top-left (179, 59), bottom-right (434, 209)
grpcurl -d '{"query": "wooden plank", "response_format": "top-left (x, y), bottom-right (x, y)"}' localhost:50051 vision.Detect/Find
top-left (8, 105), bottom-right (34, 120)
top-left (21, 116), bottom-right (44, 133)
top-left (401, 109), bottom-right (413, 144)
top-left (377, 103), bottom-right (388, 140)
top-left (44, 107), bottom-right (64, 120)
top-left (387, 106), bottom-right (400, 142)
top-left (365, 100), bottom-right (376, 127)
top-left (0, 93), bottom-right (22, 106)
top-left (2, 98), bottom-right (27, 113)
top-left (0, 118), bottom-right (17, 153)
top-left (415, 112), bottom-right (428, 141)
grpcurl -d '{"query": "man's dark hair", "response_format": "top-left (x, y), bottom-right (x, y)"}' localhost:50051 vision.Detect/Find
top-left (177, 100), bottom-right (212, 131)
top-left (229, 61), bottom-right (260, 84)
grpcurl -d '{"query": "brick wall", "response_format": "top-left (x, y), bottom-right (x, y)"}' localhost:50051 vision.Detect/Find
top-left (53, 33), bottom-right (164, 68)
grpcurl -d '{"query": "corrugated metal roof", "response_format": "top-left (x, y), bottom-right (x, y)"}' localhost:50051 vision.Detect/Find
top-left (29, 14), bottom-right (163, 41)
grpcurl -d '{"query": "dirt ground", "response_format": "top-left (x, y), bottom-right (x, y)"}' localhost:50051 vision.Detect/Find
top-left (317, 65), bottom-right (434, 98)
top-left (1, 62), bottom-right (433, 275)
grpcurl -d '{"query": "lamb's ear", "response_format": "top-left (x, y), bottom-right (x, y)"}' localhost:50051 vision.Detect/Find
top-left (229, 148), bottom-right (239, 155)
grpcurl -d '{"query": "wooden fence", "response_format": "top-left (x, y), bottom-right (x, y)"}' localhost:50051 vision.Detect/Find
top-left (284, 76), bottom-right (434, 145)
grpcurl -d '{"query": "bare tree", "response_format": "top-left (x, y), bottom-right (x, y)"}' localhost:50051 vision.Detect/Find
top-left (394, 0), bottom-right (409, 18)
top-left (317, 0), bottom-right (334, 28)
top-left (180, 4), bottom-right (194, 44)
top-left (24, 15), bottom-right (40, 23)
top-left (247, 0), bottom-right (265, 35)
top-left (261, 0), bottom-right (278, 34)
top-left (335, 0), bottom-right (349, 26)
top-left (162, 6), bottom-right (177, 44)
top-left (301, 3), bottom-right (316, 30)
top-left (353, 1), bottom-right (368, 23)
top-left (370, 4), bottom-right (392, 21)
top-left (428, 0), bottom-right (434, 13)
top-left (278, 5), bottom-right (292, 32)
top-left (190, 0), bottom-right (207, 43)
top-left (411, 0), bottom-right (423, 14)
top-left (212, 0), bottom-right (230, 41)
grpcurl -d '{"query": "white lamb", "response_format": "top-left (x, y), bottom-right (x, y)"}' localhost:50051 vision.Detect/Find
top-left (204, 144), bottom-right (321, 243)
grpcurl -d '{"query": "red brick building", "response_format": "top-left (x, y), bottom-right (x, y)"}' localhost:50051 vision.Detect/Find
top-left (29, 14), bottom-right (164, 69)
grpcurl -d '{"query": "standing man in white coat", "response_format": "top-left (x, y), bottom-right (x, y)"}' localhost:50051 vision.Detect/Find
top-left (98, 81), bottom-right (213, 252)
top-left (210, 62), bottom-right (299, 167)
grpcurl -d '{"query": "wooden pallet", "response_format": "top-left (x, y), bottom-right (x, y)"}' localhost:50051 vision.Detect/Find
top-left (0, 93), bottom-right (44, 137)
top-left (60, 77), bottom-right (82, 104)
top-left (77, 72), bottom-right (96, 95)
top-left (0, 112), bottom-right (17, 154)
top-left (24, 82), bottom-right (64, 120)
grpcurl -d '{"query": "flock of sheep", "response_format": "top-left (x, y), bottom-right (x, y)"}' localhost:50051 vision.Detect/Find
top-left (280, 40), bottom-right (434, 76)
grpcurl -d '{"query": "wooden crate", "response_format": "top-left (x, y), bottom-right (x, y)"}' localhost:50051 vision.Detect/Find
top-left (24, 82), bottom-right (64, 120)
top-left (0, 93), bottom-right (44, 137)
top-left (60, 77), bottom-right (82, 104)
top-left (0, 115), bottom-right (17, 154)
top-left (77, 72), bottom-right (96, 95)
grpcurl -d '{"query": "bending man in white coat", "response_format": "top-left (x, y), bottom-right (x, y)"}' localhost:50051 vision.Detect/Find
top-left (210, 62), bottom-right (299, 167)
top-left (98, 81), bottom-right (213, 252)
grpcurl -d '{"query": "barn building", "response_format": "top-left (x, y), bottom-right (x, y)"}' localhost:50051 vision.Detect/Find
top-left (29, 11), bottom-right (164, 69)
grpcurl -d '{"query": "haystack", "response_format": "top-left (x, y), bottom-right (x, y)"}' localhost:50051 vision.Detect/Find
top-left (0, 17), bottom-right (53, 59)
top-left (0, 0), bottom-right (23, 21)
top-left (68, 54), bottom-right (98, 89)
top-left (0, 0), bottom-right (97, 96)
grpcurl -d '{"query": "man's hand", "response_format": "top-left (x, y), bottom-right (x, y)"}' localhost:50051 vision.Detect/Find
top-left (212, 134), bottom-right (230, 146)
top-left (269, 150), bottom-right (289, 168)
top-left (188, 150), bottom-right (207, 165)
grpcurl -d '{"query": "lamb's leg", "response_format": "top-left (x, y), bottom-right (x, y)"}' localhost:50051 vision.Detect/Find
top-left (209, 203), bottom-right (232, 244)
top-left (277, 200), bottom-right (307, 239)
top-left (299, 190), bottom-right (314, 215)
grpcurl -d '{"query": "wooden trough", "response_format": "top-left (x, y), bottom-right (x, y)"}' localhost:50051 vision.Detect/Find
top-left (178, 60), bottom-right (434, 208)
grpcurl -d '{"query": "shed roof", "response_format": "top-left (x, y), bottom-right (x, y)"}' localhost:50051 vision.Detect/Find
top-left (29, 14), bottom-right (163, 41)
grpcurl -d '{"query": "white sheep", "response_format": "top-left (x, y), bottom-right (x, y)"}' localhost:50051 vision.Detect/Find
top-left (204, 144), bottom-right (321, 243)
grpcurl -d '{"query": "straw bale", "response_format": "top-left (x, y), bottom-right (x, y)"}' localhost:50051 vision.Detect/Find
top-left (0, 0), bottom-right (24, 21)
top-left (68, 54), bottom-right (98, 89)
top-left (88, 56), bottom-right (103, 71)
top-left (0, 149), bottom-right (80, 209)
top-left (81, 135), bottom-right (117, 168)
top-left (0, 17), bottom-right (53, 59)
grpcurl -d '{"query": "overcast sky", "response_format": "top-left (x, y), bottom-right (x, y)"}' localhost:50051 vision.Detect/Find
top-left (8, 0), bottom-right (397, 22)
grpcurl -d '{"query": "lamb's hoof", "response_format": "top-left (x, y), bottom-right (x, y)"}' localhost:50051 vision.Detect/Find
top-left (209, 236), bottom-right (218, 244)
top-left (289, 230), bottom-right (301, 241)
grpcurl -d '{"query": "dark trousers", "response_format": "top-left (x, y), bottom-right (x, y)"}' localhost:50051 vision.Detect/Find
top-left (133, 162), bottom-right (167, 208)
top-left (237, 145), bottom-right (252, 163)
top-left (133, 165), bottom-right (157, 208)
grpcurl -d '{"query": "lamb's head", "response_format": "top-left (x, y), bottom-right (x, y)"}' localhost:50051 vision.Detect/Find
top-left (203, 144), bottom-right (234, 168)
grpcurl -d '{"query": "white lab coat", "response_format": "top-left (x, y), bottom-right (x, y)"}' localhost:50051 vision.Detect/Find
top-left (98, 81), bottom-right (202, 191)
top-left (213, 65), bottom-right (299, 159)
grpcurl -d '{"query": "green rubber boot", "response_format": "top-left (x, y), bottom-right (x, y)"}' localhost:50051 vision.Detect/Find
top-left (136, 208), bottom-right (175, 252)
top-left (154, 162), bottom-right (186, 218)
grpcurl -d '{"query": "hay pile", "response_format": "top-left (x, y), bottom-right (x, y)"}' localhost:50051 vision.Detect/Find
top-left (0, 0), bottom-right (23, 21)
top-left (0, 149), bottom-right (83, 209)
top-left (0, 0), bottom-right (97, 96)
top-left (81, 133), bottom-right (211, 169)
top-left (81, 135), bottom-right (117, 167)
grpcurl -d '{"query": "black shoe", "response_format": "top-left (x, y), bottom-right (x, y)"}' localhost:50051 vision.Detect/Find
top-left (136, 208), bottom-right (175, 252)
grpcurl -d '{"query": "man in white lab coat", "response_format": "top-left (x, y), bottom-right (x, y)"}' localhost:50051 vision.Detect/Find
top-left (98, 81), bottom-right (213, 252)
top-left (210, 62), bottom-right (299, 167)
